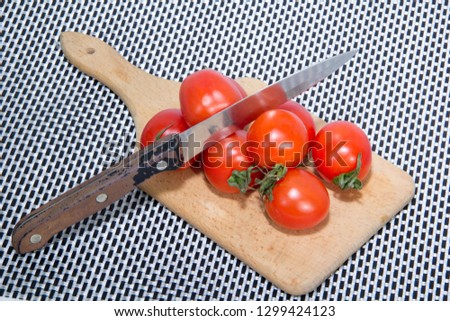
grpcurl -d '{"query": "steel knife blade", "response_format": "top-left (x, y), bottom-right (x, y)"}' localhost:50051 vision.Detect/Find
top-left (179, 50), bottom-right (357, 162)
top-left (12, 50), bottom-right (356, 254)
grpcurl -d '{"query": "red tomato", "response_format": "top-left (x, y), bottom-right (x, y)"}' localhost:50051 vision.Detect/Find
top-left (180, 69), bottom-right (246, 126)
top-left (202, 130), bottom-right (254, 194)
top-left (140, 109), bottom-right (189, 146)
top-left (264, 168), bottom-right (330, 230)
top-left (140, 109), bottom-right (190, 169)
top-left (277, 100), bottom-right (316, 143)
top-left (311, 121), bottom-right (372, 189)
top-left (247, 109), bottom-right (309, 168)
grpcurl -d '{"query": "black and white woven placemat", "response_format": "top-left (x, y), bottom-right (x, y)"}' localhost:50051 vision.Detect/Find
top-left (1, 2), bottom-right (449, 300)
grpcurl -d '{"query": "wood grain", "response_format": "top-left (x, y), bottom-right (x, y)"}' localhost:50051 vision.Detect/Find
top-left (60, 32), bottom-right (415, 295)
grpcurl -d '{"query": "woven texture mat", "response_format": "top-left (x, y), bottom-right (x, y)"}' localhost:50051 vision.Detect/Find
top-left (1, 2), bottom-right (449, 300)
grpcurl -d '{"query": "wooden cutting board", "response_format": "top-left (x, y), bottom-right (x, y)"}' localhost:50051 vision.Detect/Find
top-left (60, 32), bottom-right (415, 295)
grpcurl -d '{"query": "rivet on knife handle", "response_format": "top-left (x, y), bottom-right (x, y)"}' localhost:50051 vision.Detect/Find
top-left (11, 135), bottom-right (183, 254)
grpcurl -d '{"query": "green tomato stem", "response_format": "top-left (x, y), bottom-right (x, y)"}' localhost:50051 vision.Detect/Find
top-left (228, 166), bottom-right (258, 193)
top-left (332, 153), bottom-right (363, 190)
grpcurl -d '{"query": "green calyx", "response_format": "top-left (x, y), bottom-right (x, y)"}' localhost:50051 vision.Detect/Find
top-left (256, 164), bottom-right (287, 201)
top-left (228, 166), bottom-right (258, 194)
top-left (228, 164), bottom-right (288, 201)
top-left (332, 153), bottom-right (363, 190)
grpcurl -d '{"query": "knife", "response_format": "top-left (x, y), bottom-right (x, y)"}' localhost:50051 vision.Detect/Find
top-left (11, 50), bottom-right (356, 254)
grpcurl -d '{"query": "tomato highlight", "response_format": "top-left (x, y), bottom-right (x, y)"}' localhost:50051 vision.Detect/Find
top-left (179, 69), bottom-right (246, 126)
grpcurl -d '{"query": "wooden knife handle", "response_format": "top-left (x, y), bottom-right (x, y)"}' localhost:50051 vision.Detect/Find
top-left (12, 135), bottom-right (183, 254)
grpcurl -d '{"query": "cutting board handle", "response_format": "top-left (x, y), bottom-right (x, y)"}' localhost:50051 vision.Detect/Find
top-left (60, 31), bottom-right (180, 139)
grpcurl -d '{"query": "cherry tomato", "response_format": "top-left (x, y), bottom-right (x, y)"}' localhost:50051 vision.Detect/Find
top-left (264, 168), bottom-right (330, 230)
top-left (311, 121), bottom-right (372, 189)
top-left (202, 130), bottom-right (254, 194)
top-left (277, 100), bottom-right (316, 143)
top-left (247, 109), bottom-right (309, 168)
top-left (180, 69), bottom-right (246, 126)
top-left (140, 108), bottom-right (190, 169)
top-left (140, 109), bottom-right (189, 146)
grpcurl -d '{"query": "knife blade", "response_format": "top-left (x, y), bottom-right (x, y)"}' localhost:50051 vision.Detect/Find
top-left (11, 50), bottom-right (356, 254)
